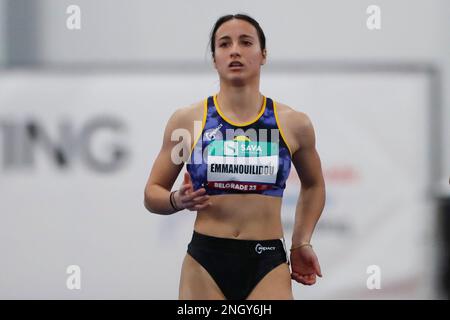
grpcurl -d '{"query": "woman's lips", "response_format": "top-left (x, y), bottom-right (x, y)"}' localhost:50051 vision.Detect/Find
top-left (229, 61), bottom-right (244, 67)
top-left (229, 64), bottom-right (244, 70)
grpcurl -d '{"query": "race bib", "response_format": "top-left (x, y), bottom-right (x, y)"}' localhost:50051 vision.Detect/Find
top-left (206, 140), bottom-right (279, 188)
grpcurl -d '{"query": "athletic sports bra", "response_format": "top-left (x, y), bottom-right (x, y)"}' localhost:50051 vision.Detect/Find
top-left (185, 94), bottom-right (292, 197)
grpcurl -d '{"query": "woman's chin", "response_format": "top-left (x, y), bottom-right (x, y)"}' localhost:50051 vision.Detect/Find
top-left (225, 74), bottom-right (247, 86)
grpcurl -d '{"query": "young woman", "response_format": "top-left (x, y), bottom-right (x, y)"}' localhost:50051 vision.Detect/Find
top-left (144, 14), bottom-right (326, 300)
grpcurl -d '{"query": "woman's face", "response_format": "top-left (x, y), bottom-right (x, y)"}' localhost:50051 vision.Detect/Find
top-left (213, 19), bottom-right (266, 85)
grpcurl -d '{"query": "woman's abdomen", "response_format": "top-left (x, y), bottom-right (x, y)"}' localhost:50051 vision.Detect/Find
top-left (194, 194), bottom-right (284, 240)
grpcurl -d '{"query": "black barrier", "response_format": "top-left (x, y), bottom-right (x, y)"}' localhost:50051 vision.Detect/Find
top-left (438, 197), bottom-right (450, 299)
top-left (0, 300), bottom-right (448, 319)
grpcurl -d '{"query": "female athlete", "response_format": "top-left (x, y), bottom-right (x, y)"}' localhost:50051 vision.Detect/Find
top-left (144, 13), bottom-right (326, 300)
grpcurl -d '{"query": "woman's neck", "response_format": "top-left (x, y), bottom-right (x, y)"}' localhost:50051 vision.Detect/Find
top-left (216, 85), bottom-right (263, 122)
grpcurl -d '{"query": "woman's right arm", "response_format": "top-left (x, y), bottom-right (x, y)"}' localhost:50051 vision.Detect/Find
top-left (143, 109), bottom-right (186, 214)
top-left (143, 107), bottom-right (210, 215)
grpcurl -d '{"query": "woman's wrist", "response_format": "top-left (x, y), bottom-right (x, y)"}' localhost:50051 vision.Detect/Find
top-left (290, 242), bottom-right (313, 251)
top-left (169, 190), bottom-right (182, 212)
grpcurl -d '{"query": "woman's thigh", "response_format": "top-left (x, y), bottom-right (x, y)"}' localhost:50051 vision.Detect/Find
top-left (246, 263), bottom-right (294, 300)
top-left (178, 253), bottom-right (226, 300)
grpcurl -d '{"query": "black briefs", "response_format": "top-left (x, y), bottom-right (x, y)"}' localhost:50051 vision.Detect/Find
top-left (187, 230), bottom-right (289, 300)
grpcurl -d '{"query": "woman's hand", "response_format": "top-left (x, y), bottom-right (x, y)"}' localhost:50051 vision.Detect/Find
top-left (290, 245), bottom-right (322, 285)
top-left (173, 172), bottom-right (212, 211)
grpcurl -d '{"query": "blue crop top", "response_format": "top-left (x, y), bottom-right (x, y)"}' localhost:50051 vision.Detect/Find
top-left (185, 94), bottom-right (292, 197)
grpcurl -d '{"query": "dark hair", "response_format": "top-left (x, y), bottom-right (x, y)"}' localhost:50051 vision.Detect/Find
top-left (209, 14), bottom-right (266, 60)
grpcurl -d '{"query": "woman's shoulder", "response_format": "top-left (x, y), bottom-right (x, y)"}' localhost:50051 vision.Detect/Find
top-left (168, 99), bottom-right (206, 130)
top-left (272, 100), bottom-right (315, 154)
top-left (273, 100), bottom-right (312, 131)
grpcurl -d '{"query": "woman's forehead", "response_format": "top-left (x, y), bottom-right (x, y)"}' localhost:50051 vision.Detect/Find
top-left (216, 20), bottom-right (258, 40)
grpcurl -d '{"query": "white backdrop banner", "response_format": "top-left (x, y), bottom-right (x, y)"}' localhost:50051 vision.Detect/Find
top-left (0, 69), bottom-right (436, 299)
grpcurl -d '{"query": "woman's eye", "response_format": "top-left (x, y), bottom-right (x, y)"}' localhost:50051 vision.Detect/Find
top-left (218, 41), bottom-right (251, 47)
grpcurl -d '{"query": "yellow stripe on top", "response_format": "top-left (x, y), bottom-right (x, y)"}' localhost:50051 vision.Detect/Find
top-left (273, 101), bottom-right (293, 157)
top-left (213, 94), bottom-right (266, 127)
top-left (186, 98), bottom-right (208, 162)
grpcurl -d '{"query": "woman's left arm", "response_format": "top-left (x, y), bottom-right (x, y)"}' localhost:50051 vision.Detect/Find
top-left (290, 111), bottom-right (326, 246)
top-left (289, 111), bottom-right (326, 285)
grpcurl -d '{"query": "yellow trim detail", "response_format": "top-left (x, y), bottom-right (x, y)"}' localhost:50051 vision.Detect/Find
top-left (213, 94), bottom-right (266, 127)
top-left (187, 98), bottom-right (208, 162)
top-left (273, 101), bottom-right (293, 157)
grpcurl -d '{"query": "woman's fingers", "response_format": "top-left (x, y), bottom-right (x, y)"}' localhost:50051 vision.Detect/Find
top-left (183, 172), bottom-right (191, 184)
top-left (180, 192), bottom-right (211, 210)
top-left (182, 188), bottom-right (206, 201)
top-left (183, 172), bottom-right (193, 190)
top-left (313, 260), bottom-right (323, 277)
top-left (291, 272), bottom-right (317, 285)
top-left (183, 198), bottom-right (208, 208)
top-left (305, 274), bottom-right (316, 284)
top-left (178, 183), bottom-right (191, 194)
top-left (193, 202), bottom-right (212, 210)
top-left (178, 172), bottom-right (194, 196)
top-left (191, 195), bottom-right (210, 202)
top-left (304, 275), bottom-right (316, 285)
top-left (291, 274), bottom-right (308, 285)
top-left (177, 176), bottom-right (209, 211)
top-left (185, 202), bottom-right (211, 211)
top-left (179, 185), bottom-right (202, 204)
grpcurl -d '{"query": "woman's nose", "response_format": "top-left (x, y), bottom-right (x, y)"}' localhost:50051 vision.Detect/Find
top-left (230, 42), bottom-right (241, 57)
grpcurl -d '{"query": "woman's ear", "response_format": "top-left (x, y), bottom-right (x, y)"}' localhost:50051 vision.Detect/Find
top-left (261, 49), bottom-right (267, 65)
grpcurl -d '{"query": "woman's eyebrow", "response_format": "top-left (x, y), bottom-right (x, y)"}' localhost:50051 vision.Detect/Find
top-left (218, 34), bottom-right (255, 41)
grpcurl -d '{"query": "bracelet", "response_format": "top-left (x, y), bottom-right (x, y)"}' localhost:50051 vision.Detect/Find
top-left (290, 243), bottom-right (313, 251)
top-left (169, 190), bottom-right (181, 212)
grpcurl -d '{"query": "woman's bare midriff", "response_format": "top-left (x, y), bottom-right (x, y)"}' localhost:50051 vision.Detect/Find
top-left (193, 193), bottom-right (285, 240)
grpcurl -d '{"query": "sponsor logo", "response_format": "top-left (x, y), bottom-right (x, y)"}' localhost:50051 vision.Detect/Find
top-left (255, 243), bottom-right (276, 254)
top-left (241, 144), bottom-right (262, 154)
top-left (224, 141), bottom-right (238, 156)
top-left (204, 124), bottom-right (223, 141)
top-left (0, 116), bottom-right (128, 172)
top-left (208, 140), bottom-right (278, 157)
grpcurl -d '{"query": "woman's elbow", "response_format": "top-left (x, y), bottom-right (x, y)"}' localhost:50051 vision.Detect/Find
top-left (143, 186), bottom-right (156, 213)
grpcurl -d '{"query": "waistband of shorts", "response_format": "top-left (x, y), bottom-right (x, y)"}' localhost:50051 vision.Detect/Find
top-left (188, 230), bottom-right (287, 256)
